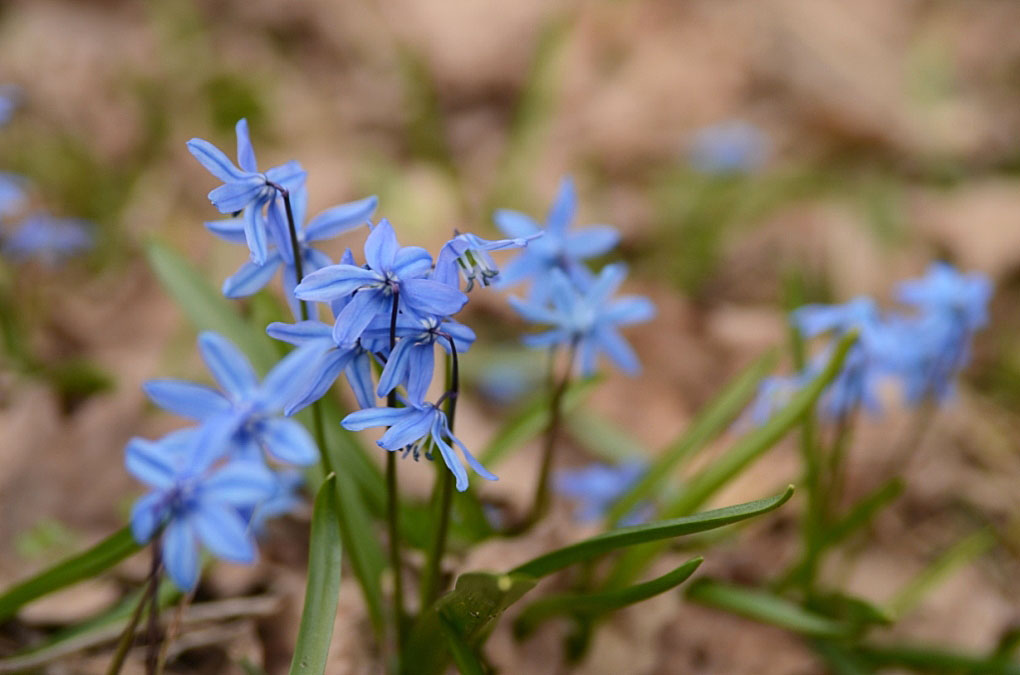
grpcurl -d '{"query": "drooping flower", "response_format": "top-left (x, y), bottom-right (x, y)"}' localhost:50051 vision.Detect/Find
top-left (688, 120), bottom-right (770, 174)
top-left (126, 428), bottom-right (276, 590)
top-left (187, 118), bottom-right (306, 265)
top-left (209, 184), bottom-right (377, 317)
top-left (294, 219), bottom-right (468, 346)
top-left (509, 263), bottom-right (654, 376)
top-left (143, 332), bottom-right (325, 466)
top-left (494, 177), bottom-right (619, 302)
top-left (342, 402), bottom-right (497, 492)
top-left (433, 231), bottom-right (538, 291)
top-left (554, 460), bottom-right (651, 525)
top-left (2, 213), bottom-right (93, 264)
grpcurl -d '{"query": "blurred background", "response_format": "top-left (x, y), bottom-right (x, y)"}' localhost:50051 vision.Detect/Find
top-left (1, 0), bottom-right (1019, 672)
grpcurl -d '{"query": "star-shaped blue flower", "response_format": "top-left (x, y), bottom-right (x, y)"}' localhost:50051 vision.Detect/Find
top-left (126, 428), bottom-right (277, 591)
top-left (143, 332), bottom-right (325, 466)
top-left (2, 213), bottom-right (93, 265)
top-left (494, 177), bottom-right (619, 302)
top-left (188, 119), bottom-right (306, 265)
top-left (433, 231), bottom-right (538, 291)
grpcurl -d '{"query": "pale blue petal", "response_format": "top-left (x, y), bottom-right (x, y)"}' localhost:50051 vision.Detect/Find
top-left (294, 264), bottom-right (380, 302)
top-left (223, 258), bottom-right (281, 298)
top-left (242, 201), bottom-right (269, 265)
top-left (342, 406), bottom-right (412, 432)
top-left (604, 296), bottom-right (655, 325)
top-left (192, 502), bottom-right (256, 563)
top-left (400, 278), bottom-right (468, 316)
top-left (378, 407), bottom-right (433, 451)
top-left (493, 209), bottom-right (541, 239)
top-left (205, 218), bottom-right (247, 244)
top-left (187, 138), bottom-right (245, 182)
top-left (209, 177), bottom-right (266, 214)
top-left (203, 461), bottom-right (277, 505)
top-left (345, 352), bottom-right (377, 410)
top-left (198, 332), bottom-right (259, 400)
top-left (235, 118), bottom-right (257, 172)
top-left (130, 493), bottom-right (164, 544)
top-left (365, 219), bottom-right (399, 271)
top-left (258, 417), bottom-right (318, 465)
top-left (267, 320), bottom-right (333, 345)
top-left (285, 349), bottom-right (353, 415)
top-left (163, 517), bottom-right (200, 591)
top-left (264, 161), bottom-right (306, 190)
top-left (333, 290), bottom-right (387, 346)
top-left (596, 326), bottom-right (640, 375)
top-left (546, 176), bottom-right (576, 233)
top-left (125, 438), bottom-right (177, 488)
top-left (260, 341), bottom-right (330, 411)
top-left (143, 379), bottom-right (230, 420)
top-left (405, 344), bottom-right (434, 405)
top-left (376, 338), bottom-right (413, 399)
top-left (565, 226), bottom-right (620, 259)
top-left (392, 246), bottom-right (433, 278)
top-left (305, 196), bottom-right (378, 242)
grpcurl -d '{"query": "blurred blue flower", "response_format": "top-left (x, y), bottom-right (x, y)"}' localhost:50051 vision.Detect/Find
top-left (555, 460), bottom-right (651, 525)
top-left (247, 469), bottom-right (304, 535)
top-left (745, 373), bottom-right (805, 426)
top-left (2, 213), bottom-right (93, 264)
top-left (0, 172), bottom-right (26, 218)
top-left (433, 231), bottom-right (538, 291)
top-left (342, 402), bottom-right (497, 492)
top-left (143, 332), bottom-right (325, 466)
top-left (209, 184), bottom-right (377, 318)
top-left (494, 177), bottom-right (619, 302)
top-left (688, 120), bottom-right (770, 174)
top-left (125, 428), bottom-right (276, 591)
top-left (893, 263), bottom-right (992, 402)
top-left (188, 118), bottom-right (306, 265)
top-left (294, 219), bottom-right (468, 346)
top-left (475, 361), bottom-right (535, 406)
top-left (509, 263), bottom-right (654, 376)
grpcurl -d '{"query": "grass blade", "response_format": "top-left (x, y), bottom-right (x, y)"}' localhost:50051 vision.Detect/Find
top-left (510, 487), bottom-right (792, 579)
top-left (513, 557), bottom-right (703, 639)
top-left (0, 527), bottom-right (140, 621)
top-left (289, 476), bottom-right (343, 675)
top-left (438, 612), bottom-right (487, 675)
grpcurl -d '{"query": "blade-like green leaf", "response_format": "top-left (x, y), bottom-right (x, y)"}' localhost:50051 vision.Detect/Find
top-left (480, 377), bottom-right (601, 467)
top-left (606, 333), bottom-right (855, 588)
top-left (146, 240), bottom-right (278, 372)
top-left (888, 529), bottom-right (994, 619)
top-left (809, 640), bottom-right (874, 675)
top-left (809, 592), bottom-right (892, 631)
top-left (0, 527), bottom-right (141, 621)
top-left (607, 350), bottom-right (778, 524)
top-left (513, 557), bottom-right (703, 639)
top-left (511, 487), bottom-right (793, 579)
top-left (565, 410), bottom-right (647, 463)
top-left (438, 611), bottom-right (487, 675)
top-left (857, 643), bottom-right (1020, 674)
top-left (687, 579), bottom-right (850, 638)
top-left (403, 572), bottom-right (536, 675)
top-left (290, 476), bottom-right (343, 675)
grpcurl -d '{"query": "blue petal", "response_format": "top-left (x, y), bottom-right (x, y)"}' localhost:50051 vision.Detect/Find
top-left (205, 218), bottom-right (248, 244)
top-left (192, 502), bottom-right (257, 563)
top-left (365, 219), bottom-right (399, 271)
top-left (187, 138), bottom-right (245, 183)
top-left (264, 161), bottom-right (307, 191)
top-left (223, 257), bottom-right (281, 298)
top-left (405, 344), bottom-right (434, 405)
top-left (546, 176), bottom-right (576, 233)
top-left (400, 278), bottom-right (468, 317)
top-left (241, 201), bottom-right (269, 265)
top-left (267, 320), bottom-right (333, 345)
top-left (286, 349), bottom-right (355, 415)
top-left (257, 417), bottom-right (318, 465)
top-left (305, 196), bottom-right (378, 242)
top-left (586, 263), bottom-right (628, 304)
top-left (260, 341), bottom-right (330, 411)
top-left (198, 332), bottom-right (259, 400)
top-left (125, 438), bottom-right (178, 488)
top-left (376, 338), bottom-right (413, 399)
top-left (378, 406), bottom-right (434, 451)
top-left (522, 329), bottom-right (572, 348)
top-left (595, 326), bottom-right (640, 375)
top-left (294, 264), bottom-right (380, 302)
top-left (333, 289), bottom-right (388, 347)
top-left (163, 517), bottom-right (200, 591)
top-left (203, 461), bottom-right (277, 505)
top-left (265, 197), bottom-right (294, 264)
top-left (565, 226), bottom-right (620, 259)
top-left (143, 379), bottom-right (230, 420)
top-left (392, 246), bottom-right (433, 278)
top-left (507, 296), bottom-right (561, 325)
top-left (445, 421), bottom-right (498, 484)
top-left (235, 118), bottom-right (257, 172)
top-left (209, 177), bottom-right (267, 214)
top-left (342, 405), bottom-right (414, 432)
top-left (493, 209), bottom-right (541, 239)
top-left (130, 492), bottom-right (164, 544)
top-left (431, 430), bottom-right (469, 492)
top-left (346, 352), bottom-right (377, 410)
top-left (604, 296), bottom-right (655, 325)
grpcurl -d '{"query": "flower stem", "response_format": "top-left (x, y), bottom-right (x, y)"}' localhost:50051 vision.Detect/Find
top-left (420, 336), bottom-right (460, 609)
top-left (526, 340), bottom-right (578, 527)
top-left (385, 293), bottom-right (406, 654)
top-left (106, 543), bottom-right (161, 675)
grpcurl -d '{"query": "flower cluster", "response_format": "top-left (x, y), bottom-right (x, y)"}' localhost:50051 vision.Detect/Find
top-left (499, 177), bottom-right (655, 375)
top-left (750, 263), bottom-right (992, 423)
top-left (0, 86), bottom-right (94, 265)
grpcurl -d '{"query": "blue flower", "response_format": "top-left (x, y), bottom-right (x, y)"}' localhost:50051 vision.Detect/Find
top-left (294, 219), bottom-right (468, 346)
top-left (745, 373), bottom-right (805, 426)
top-left (494, 177), bottom-right (619, 302)
top-left (143, 332), bottom-right (325, 466)
top-left (247, 469), bottom-right (304, 535)
top-left (555, 460), bottom-right (651, 525)
top-left (265, 317), bottom-right (378, 413)
top-left (342, 403), bottom-right (497, 492)
top-left (893, 263), bottom-right (992, 402)
top-left (209, 184), bottom-right (377, 318)
top-left (2, 213), bottom-right (93, 264)
top-left (187, 119), bottom-right (306, 265)
top-left (0, 172), bottom-right (26, 219)
top-left (125, 428), bottom-right (276, 591)
top-left (688, 120), bottom-right (770, 174)
top-left (509, 263), bottom-right (654, 375)
top-left (433, 231), bottom-right (538, 291)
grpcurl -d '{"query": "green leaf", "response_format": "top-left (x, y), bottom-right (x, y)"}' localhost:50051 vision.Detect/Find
top-left (857, 643), bottom-right (1020, 674)
top-left (146, 240), bottom-right (277, 372)
top-left (403, 572), bottom-right (536, 675)
top-left (607, 350), bottom-right (778, 524)
top-left (513, 557), bottom-right (703, 639)
top-left (0, 527), bottom-right (141, 622)
top-left (686, 579), bottom-right (851, 638)
top-left (479, 376), bottom-right (600, 467)
top-left (565, 410), bottom-right (647, 463)
top-left (438, 611), bottom-right (487, 675)
top-left (606, 333), bottom-right (855, 588)
top-left (809, 640), bottom-right (874, 675)
top-left (825, 477), bottom-right (904, 547)
top-left (809, 592), bottom-right (892, 631)
top-left (511, 487), bottom-right (793, 579)
top-left (289, 476), bottom-right (343, 675)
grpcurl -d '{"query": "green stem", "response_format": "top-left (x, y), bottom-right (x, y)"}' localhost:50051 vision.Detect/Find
top-left (420, 336), bottom-right (460, 609)
top-left (107, 544), bottom-right (161, 675)
top-left (792, 324), bottom-right (823, 592)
